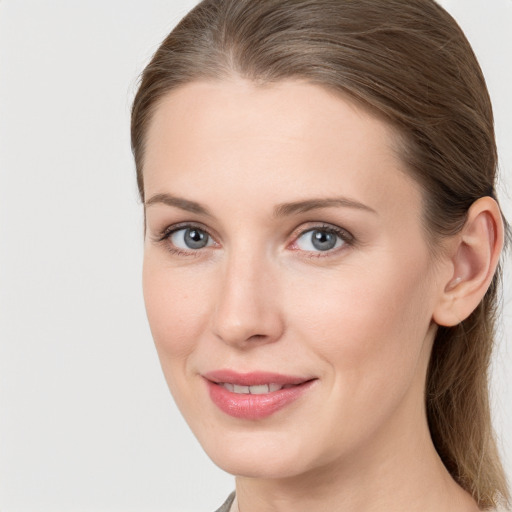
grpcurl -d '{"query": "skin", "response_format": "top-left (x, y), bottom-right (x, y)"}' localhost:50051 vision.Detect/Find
top-left (141, 79), bottom-right (488, 512)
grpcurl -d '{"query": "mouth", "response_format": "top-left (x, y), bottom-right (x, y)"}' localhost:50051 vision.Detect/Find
top-left (217, 382), bottom-right (298, 394)
top-left (202, 370), bottom-right (317, 420)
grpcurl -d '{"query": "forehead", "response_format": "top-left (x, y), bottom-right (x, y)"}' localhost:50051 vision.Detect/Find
top-left (143, 79), bottom-right (421, 219)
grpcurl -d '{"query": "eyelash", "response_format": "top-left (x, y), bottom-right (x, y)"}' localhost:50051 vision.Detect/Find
top-left (155, 222), bottom-right (214, 258)
top-left (155, 222), bottom-right (354, 258)
top-left (289, 224), bottom-right (354, 258)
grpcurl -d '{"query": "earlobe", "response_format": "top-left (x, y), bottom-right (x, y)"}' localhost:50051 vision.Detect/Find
top-left (432, 197), bottom-right (504, 327)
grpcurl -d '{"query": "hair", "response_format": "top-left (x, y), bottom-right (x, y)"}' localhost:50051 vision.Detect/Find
top-left (131, 0), bottom-right (510, 508)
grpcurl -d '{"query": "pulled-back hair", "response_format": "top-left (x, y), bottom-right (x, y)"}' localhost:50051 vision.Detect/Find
top-left (131, 0), bottom-right (509, 508)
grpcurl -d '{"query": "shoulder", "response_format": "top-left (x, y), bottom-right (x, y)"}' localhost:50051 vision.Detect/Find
top-left (214, 491), bottom-right (236, 512)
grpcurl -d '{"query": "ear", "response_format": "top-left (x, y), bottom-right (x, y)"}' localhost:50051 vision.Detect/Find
top-left (432, 197), bottom-right (504, 327)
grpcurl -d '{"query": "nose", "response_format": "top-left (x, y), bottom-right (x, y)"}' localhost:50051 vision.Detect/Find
top-left (211, 250), bottom-right (285, 348)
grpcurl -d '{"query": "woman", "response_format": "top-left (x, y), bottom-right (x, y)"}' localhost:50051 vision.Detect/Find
top-left (131, 0), bottom-right (510, 510)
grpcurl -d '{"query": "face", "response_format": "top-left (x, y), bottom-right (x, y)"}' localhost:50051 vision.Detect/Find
top-left (142, 80), bottom-right (445, 480)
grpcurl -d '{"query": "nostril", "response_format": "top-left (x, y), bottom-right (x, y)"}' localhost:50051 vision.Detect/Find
top-left (248, 334), bottom-right (267, 341)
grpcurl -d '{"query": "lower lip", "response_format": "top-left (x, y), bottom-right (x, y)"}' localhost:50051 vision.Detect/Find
top-left (205, 380), bottom-right (315, 420)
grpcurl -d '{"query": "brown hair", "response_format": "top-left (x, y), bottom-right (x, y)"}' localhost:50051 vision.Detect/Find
top-left (131, 0), bottom-right (509, 508)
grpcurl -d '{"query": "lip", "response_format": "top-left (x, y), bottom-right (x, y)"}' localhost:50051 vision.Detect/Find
top-left (203, 370), bottom-right (317, 420)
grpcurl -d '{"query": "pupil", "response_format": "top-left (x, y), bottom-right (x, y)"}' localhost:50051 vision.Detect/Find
top-left (185, 229), bottom-right (208, 249)
top-left (312, 230), bottom-right (336, 251)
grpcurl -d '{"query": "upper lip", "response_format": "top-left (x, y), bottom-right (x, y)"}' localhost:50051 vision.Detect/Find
top-left (202, 369), bottom-right (314, 386)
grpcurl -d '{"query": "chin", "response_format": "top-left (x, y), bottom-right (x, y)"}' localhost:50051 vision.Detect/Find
top-left (194, 426), bottom-right (329, 479)
top-left (211, 450), bottom-right (307, 479)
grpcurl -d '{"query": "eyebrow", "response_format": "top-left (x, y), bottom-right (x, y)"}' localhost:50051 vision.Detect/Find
top-left (145, 193), bottom-right (212, 216)
top-left (273, 197), bottom-right (377, 217)
top-left (144, 193), bottom-right (377, 217)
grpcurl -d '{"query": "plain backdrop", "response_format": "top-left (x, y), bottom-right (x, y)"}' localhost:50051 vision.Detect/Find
top-left (0, 1), bottom-right (511, 511)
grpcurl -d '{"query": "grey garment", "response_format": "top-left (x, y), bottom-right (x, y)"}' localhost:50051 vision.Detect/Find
top-left (215, 491), bottom-right (236, 512)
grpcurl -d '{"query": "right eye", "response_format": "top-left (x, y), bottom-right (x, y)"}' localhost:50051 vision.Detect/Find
top-left (168, 227), bottom-right (214, 250)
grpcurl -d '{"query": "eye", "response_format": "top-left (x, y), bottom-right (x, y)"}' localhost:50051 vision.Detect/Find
top-left (169, 227), bottom-right (214, 250)
top-left (294, 227), bottom-right (348, 252)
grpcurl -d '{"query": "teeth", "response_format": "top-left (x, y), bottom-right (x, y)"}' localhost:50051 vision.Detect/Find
top-left (249, 384), bottom-right (270, 395)
top-left (220, 383), bottom-right (288, 394)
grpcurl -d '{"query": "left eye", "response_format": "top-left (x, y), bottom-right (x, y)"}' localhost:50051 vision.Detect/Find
top-left (169, 227), bottom-right (214, 250)
top-left (295, 228), bottom-right (345, 252)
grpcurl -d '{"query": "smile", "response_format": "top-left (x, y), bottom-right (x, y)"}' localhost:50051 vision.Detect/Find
top-left (203, 370), bottom-right (316, 420)
top-left (219, 383), bottom-right (296, 394)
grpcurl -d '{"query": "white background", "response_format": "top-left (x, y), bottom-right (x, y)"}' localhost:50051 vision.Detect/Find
top-left (0, 1), bottom-right (511, 511)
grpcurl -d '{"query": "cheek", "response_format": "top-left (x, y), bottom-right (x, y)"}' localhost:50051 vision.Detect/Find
top-left (142, 257), bottom-right (211, 368)
top-left (142, 256), bottom-right (219, 424)
top-left (286, 256), bottom-right (434, 391)
top-left (278, 259), bottom-right (436, 460)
